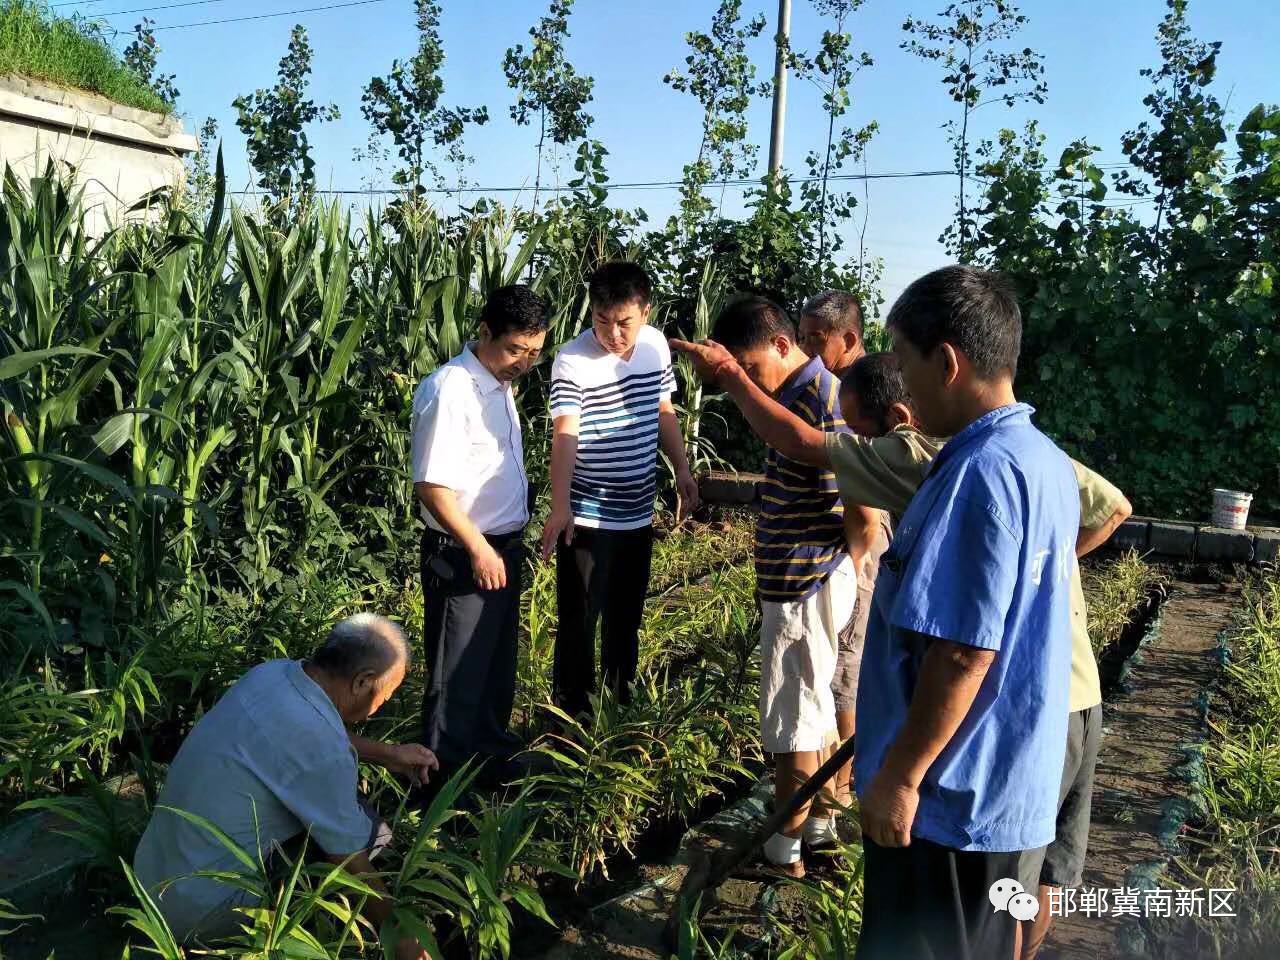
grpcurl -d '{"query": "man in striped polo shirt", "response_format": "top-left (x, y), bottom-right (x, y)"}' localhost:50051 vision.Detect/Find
top-left (541, 261), bottom-right (699, 717)
top-left (711, 296), bottom-right (876, 877)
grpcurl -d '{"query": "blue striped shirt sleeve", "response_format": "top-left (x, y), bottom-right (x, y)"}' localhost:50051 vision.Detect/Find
top-left (549, 353), bottom-right (582, 418)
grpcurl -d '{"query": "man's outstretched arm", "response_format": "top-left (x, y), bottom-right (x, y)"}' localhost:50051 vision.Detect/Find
top-left (669, 338), bottom-right (830, 468)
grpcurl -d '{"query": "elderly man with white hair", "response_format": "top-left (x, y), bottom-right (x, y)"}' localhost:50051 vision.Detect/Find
top-left (133, 614), bottom-right (437, 959)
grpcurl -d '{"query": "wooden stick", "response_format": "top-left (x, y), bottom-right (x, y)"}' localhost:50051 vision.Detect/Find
top-left (664, 734), bottom-right (857, 948)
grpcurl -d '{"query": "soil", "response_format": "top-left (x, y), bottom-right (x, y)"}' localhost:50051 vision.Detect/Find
top-left (1042, 577), bottom-right (1240, 959)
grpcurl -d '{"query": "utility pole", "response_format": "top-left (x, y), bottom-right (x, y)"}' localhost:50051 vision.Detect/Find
top-left (767, 0), bottom-right (792, 192)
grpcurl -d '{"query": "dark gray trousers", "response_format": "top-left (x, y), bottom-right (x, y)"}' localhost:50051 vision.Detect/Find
top-left (859, 836), bottom-right (1043, 960)
top-left (421, 528), bottom-right (524, 768)
top-left (553, 525), bottom-right (654, 717)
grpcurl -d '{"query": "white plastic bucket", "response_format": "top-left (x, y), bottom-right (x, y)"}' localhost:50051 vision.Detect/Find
top-left (1212, 488), bottom-right (1253, 530)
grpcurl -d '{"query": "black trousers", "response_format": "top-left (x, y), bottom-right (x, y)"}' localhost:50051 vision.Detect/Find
top-left (421, 528), bottom-right (524, 769)
top-left (553, 525), bottom-right (654, 716)
top-left (857, 836), bottom-right (1043, 960)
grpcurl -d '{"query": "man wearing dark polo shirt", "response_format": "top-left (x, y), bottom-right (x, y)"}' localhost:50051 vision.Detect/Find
top-left (711, 296), bottom-right (874, 876)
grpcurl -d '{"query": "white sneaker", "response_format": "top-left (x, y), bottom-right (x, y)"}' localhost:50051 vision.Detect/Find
top-left (804, 814), bottom-right (840, 849)
top-left (763, 830), bottom-right (803, 865)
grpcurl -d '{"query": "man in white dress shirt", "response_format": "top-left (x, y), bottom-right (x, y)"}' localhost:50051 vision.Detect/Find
top-left (410, 285), bottom-right (548, 786)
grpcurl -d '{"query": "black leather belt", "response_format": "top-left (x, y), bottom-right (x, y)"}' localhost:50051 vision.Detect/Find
top-left (425, 528), bottom-right (525, 552)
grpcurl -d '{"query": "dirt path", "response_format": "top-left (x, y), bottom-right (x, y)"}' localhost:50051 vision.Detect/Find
top-left (1044, 577), bottom-right (1239, 959)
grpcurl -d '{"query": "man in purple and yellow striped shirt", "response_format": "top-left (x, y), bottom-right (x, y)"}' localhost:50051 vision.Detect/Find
top-left (711, 297), bottom-right (878, 877)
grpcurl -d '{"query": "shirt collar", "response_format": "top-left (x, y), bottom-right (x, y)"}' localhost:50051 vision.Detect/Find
top-left (932, 402), bottom-right (1036, 472)
top-left (458, 343), bottom-right (505, 395)
top-left (777, 355), bottom-right (828, 406)
top-left (285, 659), bottom-right (350, 742)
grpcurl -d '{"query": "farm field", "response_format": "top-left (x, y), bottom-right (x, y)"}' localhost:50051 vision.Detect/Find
top-left (0, 170), bottom-right (1274, 955)
top-left (5, 468), bottom-right (1259, 960)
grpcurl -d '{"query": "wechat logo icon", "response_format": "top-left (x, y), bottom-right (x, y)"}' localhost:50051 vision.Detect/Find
top-left (990, 878), bottom-right (1040, 922)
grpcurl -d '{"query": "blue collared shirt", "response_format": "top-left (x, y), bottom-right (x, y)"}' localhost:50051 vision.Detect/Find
top-left (134, 660), bottom-right (373, 938)
top-left (853, 403), bottom-right (1080, 852)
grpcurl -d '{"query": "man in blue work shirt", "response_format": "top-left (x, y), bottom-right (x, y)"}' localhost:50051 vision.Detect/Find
top-left (852, 265), bottom-right (1079, 959)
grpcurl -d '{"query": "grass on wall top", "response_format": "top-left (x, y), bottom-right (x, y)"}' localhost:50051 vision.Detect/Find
top-left (0, 1), bottom-right (171, 115)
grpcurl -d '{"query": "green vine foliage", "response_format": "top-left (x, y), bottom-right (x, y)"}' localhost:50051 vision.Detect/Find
top-left (970, 0), bottom-right (1280, 519)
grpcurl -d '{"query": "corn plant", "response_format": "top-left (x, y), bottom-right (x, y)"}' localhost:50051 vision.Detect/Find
top-left (0, 164), bottom-right (125, 602)
top-left (670, 258), bottom-right (728, 476)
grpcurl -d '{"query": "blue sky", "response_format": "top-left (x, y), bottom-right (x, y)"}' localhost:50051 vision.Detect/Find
top-left (61, 0), bottom-right (1280, 306)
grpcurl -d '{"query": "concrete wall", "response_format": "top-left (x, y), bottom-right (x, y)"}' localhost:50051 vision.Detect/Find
top-left (700, 470), bottom-right (1279, 564)
top-left (0, 75), bottom-right (197, 234)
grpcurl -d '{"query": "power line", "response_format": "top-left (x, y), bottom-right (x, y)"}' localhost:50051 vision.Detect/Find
top-left (71, 0), bottom-right (234, 19)
top-left (146, 0), bottom-right (389, 30)
top-left (226, 165), bottom-right (1183, 198)
top-left (227, 168), bottom-right (970, 197)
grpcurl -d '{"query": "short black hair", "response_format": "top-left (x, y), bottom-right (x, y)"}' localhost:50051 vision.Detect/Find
top-left (588, 260), bottom-right (652, 309)
top-left (801, 289), bottom-right (864, 339)
top-left (840, 352), bottom-right (911, 433)
top-left (480, 284), bottom-right (550, 338)
top-left (711, 296), bottom-right (796, 352)
top-left (886, 266), bottom-right (1022, 379)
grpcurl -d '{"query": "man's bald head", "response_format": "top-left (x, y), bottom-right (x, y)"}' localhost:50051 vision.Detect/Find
top-left (311, 613), bottom-right (409, 680)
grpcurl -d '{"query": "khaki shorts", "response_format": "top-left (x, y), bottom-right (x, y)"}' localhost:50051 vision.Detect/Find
top-left (759, 555), bottom-right (859, 753)
top-left (832, 518), bottom-right (891, 713)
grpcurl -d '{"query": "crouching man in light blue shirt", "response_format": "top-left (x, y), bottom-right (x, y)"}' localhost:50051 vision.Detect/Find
top-left (134, 614), bottom-right (438, 960)
top-left (853, 266), bottom-right (1080, 960)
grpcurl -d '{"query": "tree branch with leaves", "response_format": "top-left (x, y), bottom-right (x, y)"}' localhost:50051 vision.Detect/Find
top-left (502, 0), bottom-right (595, 211)
top-left (663, 0), bottom-right (769, 229)
top-left (123, 18), bottom-right (179, 107)
top-left (362, 0), bottom-right (489, 197)
top-left (901, 0), bottom-right (1047, 261)
top-left (232, 25), bottom-right (339, 219)
top-left (793, 0), bottom-right (878, 279)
